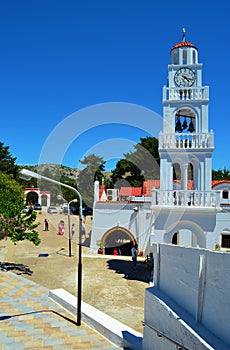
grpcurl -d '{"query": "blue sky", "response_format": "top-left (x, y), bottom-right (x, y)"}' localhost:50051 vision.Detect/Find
top-left (1, 0), bottom-right (230, 172)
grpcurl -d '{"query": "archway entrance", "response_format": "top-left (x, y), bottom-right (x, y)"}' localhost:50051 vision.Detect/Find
top-left (26, 191), bottom-right (39, 205)
top-left (165, 221), bottom-right (206, 248)
top-left (102, 227), bottom-right (135, 256)
top-left (41, 194), bottom-right (48, 206)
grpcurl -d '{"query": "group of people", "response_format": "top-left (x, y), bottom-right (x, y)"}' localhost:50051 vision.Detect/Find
top-left (57, 221), bottom-right (76, 238)
top-left (43, 218), bottom-right (85, 240)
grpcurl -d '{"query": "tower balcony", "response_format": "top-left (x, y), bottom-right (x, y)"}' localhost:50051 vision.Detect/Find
top-left (163, 86), bottom-right (209, 102)
top-left (159, 131), bottom-right (214, 149)
top-left (152, 189), bottom-right (221, 208)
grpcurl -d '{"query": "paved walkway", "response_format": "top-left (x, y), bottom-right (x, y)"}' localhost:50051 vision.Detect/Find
top-left (0, 270), bottom-right (122, 349)
top-left (0, 210), bottom-right (151, 348)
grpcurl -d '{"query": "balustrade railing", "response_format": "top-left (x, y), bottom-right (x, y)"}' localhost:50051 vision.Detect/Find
top-left (163, 86), bottom-right (209, 102)
top-left (159, 132), bottom-right (214, 149)
top-left (152, 189), bottom-right (220, 208)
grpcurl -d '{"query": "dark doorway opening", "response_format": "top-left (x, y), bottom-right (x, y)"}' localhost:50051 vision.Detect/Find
top-left (172, 232), bottom-right (178, 245)
top-left (221, 234), bottom-right (230, 248)
top-left (104, 229), bottom-right (133, 256)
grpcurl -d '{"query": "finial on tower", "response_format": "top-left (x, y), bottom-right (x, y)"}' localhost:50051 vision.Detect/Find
top-left (182, 28), bottom-right (186, 42)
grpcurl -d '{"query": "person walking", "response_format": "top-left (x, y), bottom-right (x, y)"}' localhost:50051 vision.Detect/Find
top-left (58, 220), bottom-right (65, 235)
top-left (71, 223), bottom-right (75, 239)
top-left (44, 218), bottom-right (49, 231)
top-left (131, 243), bottom-right (138, 271)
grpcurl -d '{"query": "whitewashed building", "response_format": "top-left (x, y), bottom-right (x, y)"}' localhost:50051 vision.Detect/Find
top-left (90, 30), bottom-right (230, 349)
top-left (90, 31), bottom-right (230, 254)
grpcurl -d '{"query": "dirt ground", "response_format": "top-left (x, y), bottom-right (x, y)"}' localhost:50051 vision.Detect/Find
top-left (0, 210), bottom-right (152, 333)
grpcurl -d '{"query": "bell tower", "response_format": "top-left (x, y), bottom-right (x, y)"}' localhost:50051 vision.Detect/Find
top-left (159, 29), bottom-right (214, 192)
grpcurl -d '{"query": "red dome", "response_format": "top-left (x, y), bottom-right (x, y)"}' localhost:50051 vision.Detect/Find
top-left (171, 41), bottom-right (197, 53)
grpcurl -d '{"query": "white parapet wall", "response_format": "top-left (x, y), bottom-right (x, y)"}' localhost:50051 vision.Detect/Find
top-left (143, 244), bottom-right (230, 350)
top-left (49, 288), bottom-right (143, 350)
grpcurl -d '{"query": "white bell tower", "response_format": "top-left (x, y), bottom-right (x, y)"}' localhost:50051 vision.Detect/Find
top-left (159, 29), bottom-right (214, 192)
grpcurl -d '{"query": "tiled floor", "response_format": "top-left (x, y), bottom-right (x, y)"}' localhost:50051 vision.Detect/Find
top-left (0, 271), bottom-right (122, 349)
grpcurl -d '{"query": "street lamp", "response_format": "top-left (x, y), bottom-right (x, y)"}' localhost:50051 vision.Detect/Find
top-left (67, 199), bottom-right (79, 257)
top-left (133, 206), bottom-right (140, 252)
top-left (20, 168), bottom-right (83, 326)
top-left (57, 194), bottom-right (78, 257)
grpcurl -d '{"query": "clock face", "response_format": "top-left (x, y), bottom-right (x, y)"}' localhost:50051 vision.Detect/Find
top-left (174, 68), bottom-right (196, 87)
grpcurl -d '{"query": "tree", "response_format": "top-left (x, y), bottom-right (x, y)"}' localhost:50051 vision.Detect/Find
top-left (0, 142), bottom-right (18, 179)
top-left (110, 159), bottom-right (144, 188)
top-left (0, 172), bottom-right (40, 245)
top-left (111, 136), bottom-right (160, 187)
top-left (212, 167), bottom-right (230, 180)
top-left (77, 155), bottom-right (105, 208)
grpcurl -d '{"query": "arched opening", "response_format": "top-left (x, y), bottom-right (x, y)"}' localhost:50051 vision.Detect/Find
top-left (172, 49), bottom-right (179, 65)
top-left (183, 49), bottom-right (187, 65)
top-left (221, 229), bottom-right (230, 248)
top-left (175, 108), bottom-right (196, 136)
top-left (102, 227), bottom-right (135, 256)
top-left (26, 191), bottom-right (39, 205)
top-left (187, 163), bottom-right (193, 181)
top-left (222, 190), bottom-right (229, 199)
top-left (172, 232), bottom-right (178, 245)
top-left (165, 221), bottom-right (206, 248)
top-left (173, 163), bottom-right (181, 183)
top-left (41, 194), bottom-right (48, 206)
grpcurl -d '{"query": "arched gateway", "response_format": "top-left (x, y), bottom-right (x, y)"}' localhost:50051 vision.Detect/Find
top-left (101, 226), bottom-right (136, 256)
top-left (24, 188), bottom-right (51, 207)
top-left (164, 220), bottom-right (206, 248)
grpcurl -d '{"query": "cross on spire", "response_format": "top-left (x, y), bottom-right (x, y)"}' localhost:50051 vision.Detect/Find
top-left (182, 28), bottom-right (186, 42)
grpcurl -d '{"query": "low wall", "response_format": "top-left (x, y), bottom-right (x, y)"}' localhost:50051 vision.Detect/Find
top-left (143, 244), bottom-right (230, 349)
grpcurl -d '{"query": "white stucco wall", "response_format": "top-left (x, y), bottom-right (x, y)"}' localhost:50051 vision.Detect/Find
top-left (151, 206), bottom-right (230, 250)
top-left (90, 202), bottom-right (153, 253)
top-left (213, 183), bottom-right (230, 205)
top-left (143, 244), bottom-right (230, 349)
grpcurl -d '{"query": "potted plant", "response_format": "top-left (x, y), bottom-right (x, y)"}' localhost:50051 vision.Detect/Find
top-left (96, 240), bottom-right (106, 254)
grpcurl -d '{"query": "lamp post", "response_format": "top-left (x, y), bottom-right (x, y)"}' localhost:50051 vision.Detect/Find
top-left (57, 194), bottom-right (78, 257)
top-left (67, 199), bottom-right (78, 257)
top-left (133, 206), bottom-right (140, 251)
top-left (20, 168), bottom-right (83, 326)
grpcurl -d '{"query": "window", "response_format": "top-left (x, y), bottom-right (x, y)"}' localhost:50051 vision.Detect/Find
top-left (183, 49), bottom-right (187, 64)
top-left (172, 232), bottom-right (178, 245)
top-left (221, 234), bottom-right (230, 248)
top-left (192, 50), bottom-right (197, 64)
top-left (172, 50), bottom-right (179, 65)
top-left (222, 190), bottom-right (229, 199)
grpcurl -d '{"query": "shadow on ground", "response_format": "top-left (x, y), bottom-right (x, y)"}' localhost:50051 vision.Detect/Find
top-left (0, 262), bottom-right (33, 276)
top-left (107, 259), bottom-right (151, 284)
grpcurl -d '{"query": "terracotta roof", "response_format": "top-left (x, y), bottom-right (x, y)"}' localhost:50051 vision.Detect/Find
top-left (119, 187), bottom-right (142, 197)
top-left (171, 41), bottom-right (197, 52)
top-left (99, 185), bottom-right (106, 199)
top-left (173, 180), bottom-right (194, 190)
top-left (100, 180), bottom-right (230, 201)
top-left (212, 180), bottom-right (230, 188)
top-left (143, 180), bottom-right (160, 196)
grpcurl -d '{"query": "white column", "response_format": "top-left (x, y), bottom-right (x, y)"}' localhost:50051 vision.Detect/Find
top-left (181, 164), bottom-right (188, 190)
top-left (160, 158), bottom-right (167, 190)
top-left (204, 156), bottom-right (212, 190)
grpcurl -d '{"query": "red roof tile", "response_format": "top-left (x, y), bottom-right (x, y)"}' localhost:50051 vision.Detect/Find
top-left (100, 180), bottom-right (230, 201)
top-left (119, 187), bottom-right (142, 197)
top-left (143, 180), bottom-right (160, 196)
top-left (171, 41), bottom-right (197, 52)
top-left (212, 180), bottom-right (230, 188)
top-left (99, 185), bottom-right (106, 199)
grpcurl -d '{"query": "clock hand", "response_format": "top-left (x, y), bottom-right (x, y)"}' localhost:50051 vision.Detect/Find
top-left (182, 75), bottom-right (191, 82)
